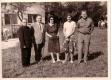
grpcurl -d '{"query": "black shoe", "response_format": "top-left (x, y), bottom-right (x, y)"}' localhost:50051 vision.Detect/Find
top-left (23, 64), bottom-right (30, 67)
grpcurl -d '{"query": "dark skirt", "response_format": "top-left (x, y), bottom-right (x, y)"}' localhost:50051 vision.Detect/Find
top-left (48, 36), bottom-right (60, 53)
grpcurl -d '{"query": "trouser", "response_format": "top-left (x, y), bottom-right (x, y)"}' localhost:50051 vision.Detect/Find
top-left (63, 38), bottom-right (74, 53)
top-left (34, 43), bottom-right (44, 62)
top-left (21, 48), bottom-right (31, 67)
top-left (77, 32), bottom-right (91, 61)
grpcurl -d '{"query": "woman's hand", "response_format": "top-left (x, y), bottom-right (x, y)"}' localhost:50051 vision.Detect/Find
top-left (23, 46), bottom-right (26, 48)
top-left (49, 35), bottom-right (52, 37)
top-left (46, 32), bottom-right (52, 37)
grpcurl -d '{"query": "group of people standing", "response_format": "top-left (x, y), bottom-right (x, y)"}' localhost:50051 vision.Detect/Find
top-left (98, 19), bottom-right (107, 29)
top-left (18, 10), bottom-right (94, 67)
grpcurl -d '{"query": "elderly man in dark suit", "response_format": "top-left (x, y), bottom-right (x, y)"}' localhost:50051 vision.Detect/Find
top-left (18, 19), bottom-right (34, 67)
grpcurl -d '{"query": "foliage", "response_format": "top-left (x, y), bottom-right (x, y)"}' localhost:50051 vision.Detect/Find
top-left (1, 2), bottom-right (41, 21)
top-left (45, 2), bottom-right (107, 26)
top-left (1, 2), bottom-right (107, 26)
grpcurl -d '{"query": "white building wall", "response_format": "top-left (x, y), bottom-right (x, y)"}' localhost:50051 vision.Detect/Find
top-left (26, 4), bottom-right (45, 23)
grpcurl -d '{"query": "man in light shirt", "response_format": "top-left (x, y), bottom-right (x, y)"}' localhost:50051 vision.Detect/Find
top-left (32, 15), bottom-right (45, 63)
top-left (77, 10), bottom-right (94, 64)
top-left (63, 14), bottom-right (76, 63)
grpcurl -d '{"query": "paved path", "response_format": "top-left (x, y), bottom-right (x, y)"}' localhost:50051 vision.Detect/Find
top-left (1, 38), bottom-right (19, 49)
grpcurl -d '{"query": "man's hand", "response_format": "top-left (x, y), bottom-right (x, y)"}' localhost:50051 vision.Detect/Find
top-left (23, 46), bottom-right (26, 48)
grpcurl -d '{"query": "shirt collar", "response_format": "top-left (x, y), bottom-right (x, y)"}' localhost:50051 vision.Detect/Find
top-left (67, 20), bottom-right (73, 23)
top-left (36, 22), bottom-right (41, 25)
top-left (81, 17), bottom-right (88, 21)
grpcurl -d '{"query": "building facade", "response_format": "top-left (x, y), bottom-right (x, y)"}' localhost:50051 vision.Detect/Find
top-left (1, 3), bottom-right (45, 39)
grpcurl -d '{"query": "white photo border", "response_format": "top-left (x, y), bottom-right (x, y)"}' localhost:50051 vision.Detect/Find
top-left (0, 0), bottom-right (110, 80)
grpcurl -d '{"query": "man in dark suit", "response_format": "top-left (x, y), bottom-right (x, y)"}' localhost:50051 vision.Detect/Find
top-left (18, 19), bottom-right (34, 67)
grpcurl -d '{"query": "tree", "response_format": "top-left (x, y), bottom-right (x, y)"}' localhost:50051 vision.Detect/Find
top-left (45, 2), bottom-right (107, 26)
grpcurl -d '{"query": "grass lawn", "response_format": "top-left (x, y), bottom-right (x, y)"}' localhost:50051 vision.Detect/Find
top-left (2, 27), bottom-right (107, 77)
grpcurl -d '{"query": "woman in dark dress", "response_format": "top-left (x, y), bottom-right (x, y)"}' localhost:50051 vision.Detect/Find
top-left (46, 15), bottom-right (60, 63)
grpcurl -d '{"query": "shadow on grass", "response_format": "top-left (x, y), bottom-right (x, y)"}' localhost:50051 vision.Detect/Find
top-left (88, 51), bottom-right (104, 61)
top-left (42, 53), bottom-right (65, 61)
top-left (42, 51), bottom-right (104, 61)
top-left (42, 55), bottom-right (51, 61)
top-left (73, 51), bottom-right (104, 61)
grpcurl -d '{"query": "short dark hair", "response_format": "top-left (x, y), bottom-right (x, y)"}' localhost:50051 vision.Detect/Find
top-left (67, 13), bottom-right (72, 17)
top-left (48, 15), bottom-right (55, 23)
top-left (81, 10), bottom-right (87, 14)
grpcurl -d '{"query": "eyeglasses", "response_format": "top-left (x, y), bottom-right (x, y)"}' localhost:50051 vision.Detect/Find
top-left (67, 17), bottom-right (71, 18)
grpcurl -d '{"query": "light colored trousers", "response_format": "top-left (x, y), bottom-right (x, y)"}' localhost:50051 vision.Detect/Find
top-left (77, 32), bottom-right (91, 61)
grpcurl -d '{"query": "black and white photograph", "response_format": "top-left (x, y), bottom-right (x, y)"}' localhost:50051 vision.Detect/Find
top-left (1, 0), bottom-right (109, 78)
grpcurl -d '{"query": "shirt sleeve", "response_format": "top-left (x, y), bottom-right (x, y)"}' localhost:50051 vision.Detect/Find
top-left (30, 26), bottom-right (35, 43)
top-left (72, 22), bottom-right (76, 33)
top-left (75, 21), bottom-right (80, 33)
top-left (90, 19), bottom-right (94, 33)
top-left (73, 22), bottom-right (77, 28)
top-left (63, 23), bottom-right (66, 36)
top-left (74, 22), bottom-right (77, 28)
top-left (18, 27), bottom-right (25, 47)
top-left (77, 20), bottom-right (80, 28)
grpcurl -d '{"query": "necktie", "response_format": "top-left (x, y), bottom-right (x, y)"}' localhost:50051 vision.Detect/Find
top-left (39, 23), bottom-right (42, 32)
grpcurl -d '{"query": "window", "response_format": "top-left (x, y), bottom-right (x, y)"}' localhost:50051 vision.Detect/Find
top-left (5, 14), bottom-right (10, 25)
top-left (28, 14), bottom-right (37, 23)
top-left (5, 14), bottom-right (17, 25)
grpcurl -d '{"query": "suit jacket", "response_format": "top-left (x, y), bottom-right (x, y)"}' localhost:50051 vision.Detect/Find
top-left (18, 26), bottom-right (34, 48)
top-left (32, 22), bottom-right (45, 44)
